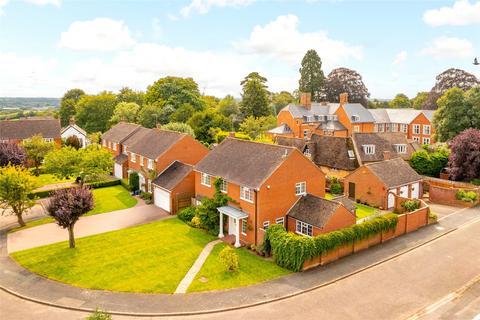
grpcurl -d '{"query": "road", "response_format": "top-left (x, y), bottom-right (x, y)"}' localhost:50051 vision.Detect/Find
top-left (1, 206), bottom-right (479, 320)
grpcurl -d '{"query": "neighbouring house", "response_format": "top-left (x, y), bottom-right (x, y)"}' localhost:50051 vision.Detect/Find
top-left (286, 194), bottom-right (356, 237)
top-left (369, 109), bottom-right (435, 145)
top-left (194, 138), bottom-right (326, 247)
top-left (61, 119), bottom-right (90, 148)
top-left (127, 128), bottom-right (209, 203)
top-left (343, 157), bottom-right (423, 210)
top-left (351, 132), bottom-right (417, 164)
top-left (270, 93), bottom-right (374, 140)
top-left (0, 118), bottom-right (61, 146)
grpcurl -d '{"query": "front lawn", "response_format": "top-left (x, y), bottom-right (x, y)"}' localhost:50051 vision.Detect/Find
top-left (355, 203), bottom-right (378, 220)
top-left (188, 243), bottom-right (291, 292)
top-left (34, 174), bottom-right (74, 188)
top-left (9, 186), bottom-right (137, 233)
top-left (11, 219), bottom-right (216, 293)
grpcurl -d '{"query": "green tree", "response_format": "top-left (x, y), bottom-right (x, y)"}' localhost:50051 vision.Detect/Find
top-left (410, 145), bottom-right (449, 177)
top-left (188, 109), bottom-right (232, 143)
top-left (110, 102), bottom-right (140, 125)
top-left (0, 165), bottom-right (37, 227)
top-left (170, 103), bottom-right (195, 123)
top-left (217, 95), bottom-right (240, 118)
top-left (298, 49), bottom-right (325, 102)
top-left (411, 92), bottom-right (428, 110)
top-left (161, 122), bottom-right (195, 137)
top-left (75, 92), bottom-right (117, 133)
top-left (389, 93), bottom-right (412, 109)
top-left (367, 99), bottom-right (389, 109)
top-left (116, 87), bottom-right (144, 106)
top-left (21, 135), bottom-right (55, 175)
top-left (240, 72), bottom-right (271, 118)
top-left (59, 89), bottom-right (85, 127)
top-left (137, 103), bottom-right (174, 128)
top-left (271, 91), bottom-right (295, 114)
top-left (239, 115), bottom-right (277, 139)
top-left (144, 76), bottom-right (205, 111)
top-left (201, 95), bottom-right (220, 109)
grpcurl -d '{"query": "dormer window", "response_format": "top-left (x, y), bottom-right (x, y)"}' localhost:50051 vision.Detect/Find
top-left (304, 148), bottom-right (311, 158)
top-left (327, 115), bottom-right (337, 121)
top-left (351, 115), bottom-right (360, 122)
top-left (305, 115), bottom-right (314, 122)
top-left (394, 144), bottom-right (407, 154)
top-left (318, 115), bottom-right (326, 122)
top-left (363, 145), bottom-right (375, 155)
top-left (348, 150), bottom-right (355, 159)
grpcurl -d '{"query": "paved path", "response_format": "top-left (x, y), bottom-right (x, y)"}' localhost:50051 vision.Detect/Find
top-left (0, 202), bottom-right (47, 229)
top-left (7, 204), bottom-right (169, 252)
top-left (175, 240), bottom-right (222, 294)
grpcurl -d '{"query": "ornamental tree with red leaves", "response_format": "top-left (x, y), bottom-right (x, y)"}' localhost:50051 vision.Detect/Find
top-left (448, 128), bottom-right (480, 181)
top-left (46, 187), bottom-right (94, 248)
top-left (0, 143), bottom-right (27, 167)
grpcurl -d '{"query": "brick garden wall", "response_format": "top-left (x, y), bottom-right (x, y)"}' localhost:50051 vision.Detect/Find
top-left (426, 177), bottom-right (479, 207)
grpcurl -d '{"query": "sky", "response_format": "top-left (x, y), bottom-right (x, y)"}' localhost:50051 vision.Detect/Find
top-left (0, 0), bottom-right (479, 99)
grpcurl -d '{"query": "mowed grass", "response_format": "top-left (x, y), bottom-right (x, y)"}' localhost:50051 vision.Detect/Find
top-left (355, 203), bottom-right (378, 220)
top-left (188, 243), bottom-right (291, 292)
top-left (9, 186), bottom-right (137, 233)
top-left (11, 218), bottom-right (216, 293)
top-left (34, 174), bottom-right (74, 188)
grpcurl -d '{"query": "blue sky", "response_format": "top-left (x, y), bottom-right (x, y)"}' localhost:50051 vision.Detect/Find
top-left (0, 0), bottom-right (479, 99)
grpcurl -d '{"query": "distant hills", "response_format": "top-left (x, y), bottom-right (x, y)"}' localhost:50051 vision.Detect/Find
top-left (0, 97), bottom-right (60, 109)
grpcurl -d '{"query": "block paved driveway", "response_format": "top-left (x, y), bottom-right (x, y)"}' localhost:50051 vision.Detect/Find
top-left (7, 204), bottom-right (169, 253)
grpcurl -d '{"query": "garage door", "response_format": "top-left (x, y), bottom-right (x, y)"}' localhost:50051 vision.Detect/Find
top-left (399, 185), bottom-right (408, 198)
top-left (154, 187), bottom-right (171, 212)
top-left (114, 163), bottom-right (123, 179)
top-left (411, 182), bottom-right (420, 199)
top-left (387, 188), bottom-right (397, 209)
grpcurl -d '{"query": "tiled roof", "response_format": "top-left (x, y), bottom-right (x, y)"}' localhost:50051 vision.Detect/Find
top-left (195, 138), bottom-right (295, 190)
top-left (275, 136), bottom-right (307, 151)
top-left (280, 103), bottom-right (339, 119)
top-left (317, 120), bottom-right (347, 131)
top-left (101, 122), bottom-right (141, 143)
top-left (122, 127), bottom-right (151, 148)
top-left (332, 195), bottom-right (357, 213)
top-left (342, 104), bottom-right (375, 123)
top-left (287, 194), bottom-right (353, 229)
top-left (309, 134), bottom-right (358, 171)
top-left (152, 161), bottom-right (193, 191)
top-left (268, 123), bottom-right (293, 134)
top-left (128, 129), bottom-right (185, 160)
top-left (352, 132), bottom-right (415, 163)
top-left (365, 157), bottom-right (422, 188)
top-left (0, 118), bottom-right (61, 140)
top-left (61, 123), bottom-right (87, 136)
top-left (114, 153), bottom-right (128, 165)
top-left (370, 109), bottom-right (435, 124)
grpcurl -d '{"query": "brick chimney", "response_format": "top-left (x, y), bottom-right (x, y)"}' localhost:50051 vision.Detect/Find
top-left (383, 151), bottom-right (391, 160)
top-left (69, 117), bottom-right (76, 125)
top-left (339, 93), bottom-right (349, 105)
top-left (300, 92), bottom-right (312, 110)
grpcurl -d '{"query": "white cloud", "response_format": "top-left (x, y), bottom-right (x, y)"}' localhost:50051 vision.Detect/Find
top-left (167, 13), bottom-right (179, 21)
top-left (392, 50), bottom-right (408, 65)
top-left (59, 18), bottom-right (136, 52)
top-left (420, 36), bottom-right (473, 59)
top-left (180, 0), bottom-right (255, 18)
top-left (235, 14), bottom-right (362, 66)
top-left (24, 0), bottom-right (61, 6)
top-left (423, 0), bottom-right (480, 26)
top-left (0, 0), bottom-right (8, 15)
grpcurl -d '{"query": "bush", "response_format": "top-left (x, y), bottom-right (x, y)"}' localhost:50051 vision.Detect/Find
top-left (329, 177), bottom-right (343, 195)
top-left (219, 246), bottom-right (239, 272)
top-left (64, 135), bottom-right (81, 150)
top-left (428, 211), bottom-right (438, 221)
top-left (178, 206), bottom-right (196, 222)
top-left (86, 309), bottom-right (112, 320)
top-left (410, 146), bottom-right (449, 177)
top-left (121, 178), bottom-right (130, 191)
top-left (86, 179), bottom-right (120, 189)
top-left (471, 179), bottom-right (480, 186)
top-left (401, 200), bottom-right (420, 212)
top-left (141, 191), bottom-right (153, 204)
top-left (456, 189), bottom-right (478, 203)
top-left (190, 216), bottom-right (202, 228)
top-left (263, 214), bottom-right (399, 272)
top-left (128, 172), bottom-right (139, 192)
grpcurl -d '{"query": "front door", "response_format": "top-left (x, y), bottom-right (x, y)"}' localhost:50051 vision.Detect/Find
top-left (348, 182), bottom-right (356, 199)
top-left (228, 216), bottom-right (237, 235)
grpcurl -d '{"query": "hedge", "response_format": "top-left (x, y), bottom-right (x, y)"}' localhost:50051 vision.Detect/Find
top-left (29, 179), bottom-right (121, 199)
top-left (263, 213), bottom-right (399, 272)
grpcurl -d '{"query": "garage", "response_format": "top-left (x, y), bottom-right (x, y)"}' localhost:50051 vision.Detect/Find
top-left (154, 186), bottom-right (171, 212)
top-left (114, 163), bottom-right (123, 179)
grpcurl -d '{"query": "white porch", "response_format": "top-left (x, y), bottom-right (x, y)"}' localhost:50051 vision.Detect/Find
top-left (217, 206), bottom-right (248, 248)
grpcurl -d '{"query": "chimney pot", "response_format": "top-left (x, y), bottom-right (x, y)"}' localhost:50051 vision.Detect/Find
top-left (300, 92), bottom-right (312, 110)
top-left (339, 93), bottom-right (349, 105)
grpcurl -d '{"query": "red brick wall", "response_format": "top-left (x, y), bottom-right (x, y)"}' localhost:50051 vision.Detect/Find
top-left (343, 167), bottom-right (387, 209)
top-left (429, 184), bottom-right (479, 207)
top-left (169, 171), bottom-right (195, 215)
top-left (408, 113), bottom-right (435, 145)
top-left (335, 106), bottom-right (375, 136)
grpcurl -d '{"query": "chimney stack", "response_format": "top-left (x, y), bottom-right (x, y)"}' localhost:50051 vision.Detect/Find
top-left (300, 92), bottom-right (312, 110)
top-left (69, 117), bottom-right (76, 125)
top-left (383, 151), bottom-right (391, 160)
top-left (339, 93), bottom-right (349, 105)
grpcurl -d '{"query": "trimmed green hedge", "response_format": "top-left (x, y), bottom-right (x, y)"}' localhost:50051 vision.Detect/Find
top-left (264, 213), bottom-right (399, 272)
top-left (29, 179), bottom-right (121, 199)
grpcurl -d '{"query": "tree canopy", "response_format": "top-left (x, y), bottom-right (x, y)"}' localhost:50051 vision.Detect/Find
top-left (161, 122), bottom-right (195, 137)
top-left (188, 109), bottom-right (232, 143)
top-left (21, 135), bottom-right (55, 175)
top-left (75, 92), bottom-right (117, 133)
top-left (411, 92), bottom-right (428, 110)
top-left (239, 115), bottom-right (277, 139)
top-left (239, 72), bottom-right (271, 118)
top-left (59, 88), bottom-right (85, 127)
top-left (325, 67), bottom-right (370, 107)
top-left (389, 93), bottom-right (412, 109)
top-left (110, 102), bottom-right (140, 125)
top-left (448, 128), bottom-right (480, 181)
top-left (271, 91), bottom-right (295, 114)
top-left (0, 143), bottom-right (27, 167)
top-left (116, 87), bottom-right (144, 106)
top-left (298, 49), bottom-right (325, 102)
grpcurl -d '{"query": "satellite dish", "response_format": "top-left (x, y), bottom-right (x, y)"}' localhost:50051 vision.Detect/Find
top-left (474, 57), bottom-right (479, 65)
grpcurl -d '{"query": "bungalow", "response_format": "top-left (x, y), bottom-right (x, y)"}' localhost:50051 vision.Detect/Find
top-left (286, 194), bottom-right (356, 237)
top-left (61, 119), bottom-right (90, 148)
top-left (0, 118), bottom-right (61, 146)
top-left (343, 157), bottom-right (423, 210)
top-left (194, 138), bottom-right (326, 247)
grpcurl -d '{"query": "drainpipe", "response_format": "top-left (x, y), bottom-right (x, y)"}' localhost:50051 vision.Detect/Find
top-left (254, 190), bottom-right (258, 246)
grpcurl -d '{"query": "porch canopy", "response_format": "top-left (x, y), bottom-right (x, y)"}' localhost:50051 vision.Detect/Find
top-left (217, 206), bottom-right (248, 248)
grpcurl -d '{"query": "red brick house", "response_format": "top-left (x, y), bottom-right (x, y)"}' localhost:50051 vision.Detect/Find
top-left (0, 118), bottom-right (61, 146)
top-left (286, 194), bottom-right (356, 237)
top-left (194, 138), bottom-right (326, 247)
top-left (343, 158), bottom-right (423, 210)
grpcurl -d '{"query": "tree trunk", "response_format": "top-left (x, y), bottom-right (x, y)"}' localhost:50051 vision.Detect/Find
top-left (68, 225), bottom-right (75, 248)
top-left (16, 212), bottom-right (25, 227)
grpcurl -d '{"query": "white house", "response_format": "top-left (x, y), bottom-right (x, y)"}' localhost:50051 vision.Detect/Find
top-left (61, 120), bottom-right (90, 148)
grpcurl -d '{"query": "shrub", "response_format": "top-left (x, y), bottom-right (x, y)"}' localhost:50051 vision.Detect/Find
top-left (86, 179), bottom-right (120, 189)
top-left (401, 200), bottom-right (420, 212)
top-left (329, 177), bottom-right (343, 195)
top-left (219, 246), bottom-right (239, 272)
top-left (190, 216), bottom-right (202, 228)
top-left (128, 172), bottom-right (139, 192)
top-left (141, 191), bottom-right (153, 204)
top-left (86, 309), bottom-right (112, 320)
top-left (178, 206), bottom-right (196, 222)
top-left (64, 135), bottom-right (81, 150)
top-left (263, 214), bottom-right (399, 272)
top-left (471, 179), bottom-right (480, 186)
top-left (456, 189), bottom-right (478, 203)
top-left (428, 211), bottom-right (438, 221)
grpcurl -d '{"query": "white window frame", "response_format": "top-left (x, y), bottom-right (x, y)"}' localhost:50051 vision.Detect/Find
top-left (351, 115), bottom-right (360, 122)
top-left (140, 155), bottom-right (144, 167)
top-left (263, 221), bottom-right (270, 230)
top-left (130, 152), bottom-right (136, 163)
top-left (242, 219), bottom-right (247, 235)
top-left (201, 173), bottom-right (211, 187)
top-left (423, 137), bottom-right (430, 145)
top-left (240, 186), bottom-right (254, 203)
top-left (303, 129), bottom-right (309, 138)
top-left (353, 125), bottom-right (360, 133)
top-left (363, 144), bottom-right (375, 155)
top-left (43, 138), bottom-right (54, 143)
top-left (401, 124), bottom-right (408, 133)
top-left (395, 144), bottom-right (407, 154)
top-left (376, 124), bottom-right (385, 133)
top-left (296, 220), bottom-right (313, 237)
top-left (423, 125), bottom-right (431, 135)
top-left (147, 159), bottom-right (154, 170)
top-left (348, 150), bottom-right (355, 159)
top-left (304, 148), bottom-right (311, 158)
top-left (112, 143), bottom-right (117, 151)
top-left (390, 123), bottom-right (397, 132)
top-left (220, 179), bottom-right (228, 193)
top-left (413, 136), bottom-right (420, 143)
top-left (306, 115), bottom-right (314, 122)
top-left (276, 217), bottom-right (285, 226)
top-left (295, 182), bottom-right (307, 196)
top-left (413, 124), bottom-right (420, 135)
top-left (102, 140), bottom-right (106, 147)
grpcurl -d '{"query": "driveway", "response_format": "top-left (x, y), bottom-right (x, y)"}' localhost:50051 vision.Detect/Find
top-left (7, 204), bottom-right (169, 253)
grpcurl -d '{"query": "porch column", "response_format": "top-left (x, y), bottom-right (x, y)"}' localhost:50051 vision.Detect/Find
top-left (234, 218), bottom-right (241, 248)
top-left (218, 213), bottom-right (224, 238)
